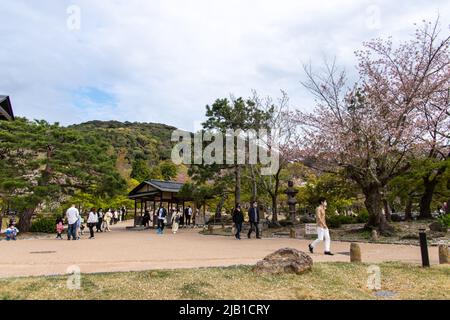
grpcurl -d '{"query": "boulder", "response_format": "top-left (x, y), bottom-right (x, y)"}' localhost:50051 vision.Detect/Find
top-left (371, 230), bottom-right (379, 241)
top-left (429, 222), bottom-right (447, 233)
top-left (253, 248), bottom-right (313, 275)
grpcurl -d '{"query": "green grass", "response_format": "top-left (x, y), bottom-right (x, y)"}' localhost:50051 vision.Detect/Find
top-left (0, 262), bottom-right (448, 300)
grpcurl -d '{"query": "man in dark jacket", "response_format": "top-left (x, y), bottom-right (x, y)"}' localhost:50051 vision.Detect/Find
top-left (232, 204), bottom-right (244, 240)
top-left (247, 201), bottom-right (261, 239)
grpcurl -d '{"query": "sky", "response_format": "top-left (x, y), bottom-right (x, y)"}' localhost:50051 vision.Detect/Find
top-left (0, 0), bottom-right (448, 131)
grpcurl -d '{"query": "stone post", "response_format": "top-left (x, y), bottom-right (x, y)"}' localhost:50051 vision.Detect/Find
top-left (290, 228), bottom-right (297, 239)
top-left (438, 245), bottom-right (449, 264)
top-left (350, 243), bottom-right (362, 263)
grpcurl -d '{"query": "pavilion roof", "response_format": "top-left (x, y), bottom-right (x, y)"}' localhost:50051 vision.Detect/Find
top-left (128, 180), bottom-right (186, 198)
top-left (0, 95), bottom-right (14, 121)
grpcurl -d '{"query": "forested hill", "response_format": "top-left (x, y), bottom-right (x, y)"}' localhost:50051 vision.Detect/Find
top-left (0, 118), bottom-right (183, 231)
top-left (70, 120), bottom-right (177, 174)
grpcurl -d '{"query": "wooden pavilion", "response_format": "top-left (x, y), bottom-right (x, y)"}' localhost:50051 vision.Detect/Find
top-left (128, 180), bottom-right (194, 227)
top-left (0, 96), bottom-right (14, 121)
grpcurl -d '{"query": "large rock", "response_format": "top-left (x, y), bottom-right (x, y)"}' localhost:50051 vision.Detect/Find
top-left (429, 222), bottom-right (447, 233)
top-left (253, 248), bottom-right (313, 275)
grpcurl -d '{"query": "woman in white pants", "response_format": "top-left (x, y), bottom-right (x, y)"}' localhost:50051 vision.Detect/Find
top-left (309, 198), bottom-right (334, 256)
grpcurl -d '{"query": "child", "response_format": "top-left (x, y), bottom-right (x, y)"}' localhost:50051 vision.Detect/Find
top-left (56, 217), bottom-right (64, 239)
top-left (5, 224), bottom-right (19, 241)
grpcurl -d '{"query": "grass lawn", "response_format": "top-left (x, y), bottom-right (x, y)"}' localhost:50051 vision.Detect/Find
top-left (0, 262), bottom-right (448, 300)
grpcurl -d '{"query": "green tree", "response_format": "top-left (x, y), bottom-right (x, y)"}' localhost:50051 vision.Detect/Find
top-left (130, 159), bottom-right (151, 182)
top-left (0, 118), bottom-right (126, 232)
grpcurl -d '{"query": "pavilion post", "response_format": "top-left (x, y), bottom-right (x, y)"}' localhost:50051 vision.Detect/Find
top-left (134, 199), bottom-right (137, 227)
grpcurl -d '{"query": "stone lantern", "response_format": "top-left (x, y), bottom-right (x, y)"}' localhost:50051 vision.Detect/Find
top-left (285, 181), bottom-right (298, 223)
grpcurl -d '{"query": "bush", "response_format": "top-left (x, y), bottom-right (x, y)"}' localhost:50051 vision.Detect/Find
top-left (327, 215), bottom-right (358, 229)
top-left (437, 214), bottom-right (450, 228)
top-left (279, 220), bottom-right (294, 227)
top-left (355, 211), bottom-right (369, 223)
top-left (326, 216), bottom-right (343, 229)
top-left (30, 215), bottom-right (58, 234)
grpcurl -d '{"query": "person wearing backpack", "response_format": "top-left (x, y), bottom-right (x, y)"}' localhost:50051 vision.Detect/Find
top-left (157, 206), bottom-right (167, 234)
top-left (171, 208), bottom-right (182, 234)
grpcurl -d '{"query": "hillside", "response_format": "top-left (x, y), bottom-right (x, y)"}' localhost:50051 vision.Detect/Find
top-left (70, 120), bottom-right (178, 179)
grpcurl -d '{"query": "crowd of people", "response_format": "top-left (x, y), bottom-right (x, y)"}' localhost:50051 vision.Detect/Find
top-left (142, 205), bottom-right (196, 234)
top-left (60, 205), bottom-right (127, 240)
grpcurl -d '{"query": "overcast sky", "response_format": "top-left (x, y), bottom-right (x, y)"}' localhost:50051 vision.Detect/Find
top-left (0, 0), bottom-right (448, 131)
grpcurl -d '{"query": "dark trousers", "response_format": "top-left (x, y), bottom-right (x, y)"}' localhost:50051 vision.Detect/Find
top-left (56, 232), bottom-right (62, 239)
top-left (88, 224), bottom-right (95, 238)
top-left (96, 218), bottom-right (103, 232)
top-left (185, 215), bottom-right (191, 226)
top-left (158, 219), bottom-right (165, 232)
top-left (248, 222), bottom-right (260, 238)
top-left (235, 223), bottom-right (242, 239)
top-left (68, 223), bottom-right (77, 240)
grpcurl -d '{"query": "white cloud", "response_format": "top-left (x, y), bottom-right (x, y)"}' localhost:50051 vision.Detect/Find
top-left (0, 0), bottom-right (448, 131)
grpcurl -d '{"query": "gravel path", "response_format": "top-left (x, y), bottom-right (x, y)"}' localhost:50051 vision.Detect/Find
top-left (0, 221), bottom-right (442, 278)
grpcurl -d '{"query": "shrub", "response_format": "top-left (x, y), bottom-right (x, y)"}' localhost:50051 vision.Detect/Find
top-left (327, 215), bottom-right (358, 229)
top-left (279, 220), bottom-right (294, 227)
top-left (355, 211), bottom-right (369, 223)
top-left (30, 215), bottom-right (58, 234)
top-left (326, 216), bottom-right (342, 229)
top-left (437, 214), bottom-right (450, 228)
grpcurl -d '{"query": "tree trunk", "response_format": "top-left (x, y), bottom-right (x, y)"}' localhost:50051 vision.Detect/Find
top-left (250, 165), bottom-right (257, 203)
top-left (363, 185), bottom-right (394, 235)
top-left (271, 194), bottom-right (278, 223)
top-left (383, 198), bottom-right (392, 222)
top-left (405, 197), bottom-right (413, 221)
top-left (271, 169), bottom-right (281, 224)
top-left (215, 193), bottom-right (227, 220)
top-left (18, 208), bottom-right (35, 233)
top-left (235, 165), bottom-right (241, 206)
top-left (419, 177), bottom-right (438, 219)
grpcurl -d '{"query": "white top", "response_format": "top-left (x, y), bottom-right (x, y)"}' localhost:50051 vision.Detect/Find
top-left (188, 208), bottom-right (193, 216)
top-left (66, 207), bottom-right (80, 225)
top-left (87, 212), bottom-right (99, 224)
top-left (158, 208), bottom-right (165, 219)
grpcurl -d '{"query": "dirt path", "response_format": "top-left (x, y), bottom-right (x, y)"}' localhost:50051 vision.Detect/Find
top-left (0, 221), bottom-right (443, 278)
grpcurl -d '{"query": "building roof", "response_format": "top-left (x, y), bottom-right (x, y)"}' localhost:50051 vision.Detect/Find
top-left (0, 95), bottom-right (14, 121)
top-left (128, 180), bottom-right (185, 198)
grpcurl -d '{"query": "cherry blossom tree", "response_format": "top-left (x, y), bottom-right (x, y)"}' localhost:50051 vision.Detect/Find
top-left (296, 19), bottom-right (450, 233)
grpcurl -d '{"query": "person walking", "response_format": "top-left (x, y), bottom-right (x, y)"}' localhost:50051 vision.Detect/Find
top-left (104, 209), bottom-right (112, 232)
top-left (309, 197), bottom-right (334, 256)
top-left (76, 212), bottom-right (85, 239)
top-left (185, 205), bottom-right (193, 227)
top-left (233, 204), bottom-right (244, 240)
top-left (172, 209), bottom-right (182, 234)
top-left (55, 216), bottom-right (64, 240)
top-left (113, 210), bottom-right (119, 224)
top-left (66, 204), bottom-right (80, 241)
top-left (143, 210), bottom-right (151, 227)
top-left (96, 208), bottom-right (104, 233)
top-left (121, 206), bottom-right (126, 221)
top-left (247, 201), bottom-right (261, 239)
top-left (87, 208), bottom-right (98, 240)
top-left (157, 206), bottom-right (167, 234)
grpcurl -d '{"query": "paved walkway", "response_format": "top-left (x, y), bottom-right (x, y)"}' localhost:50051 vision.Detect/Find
top-left (0, 221), bottom-right (443, 278)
